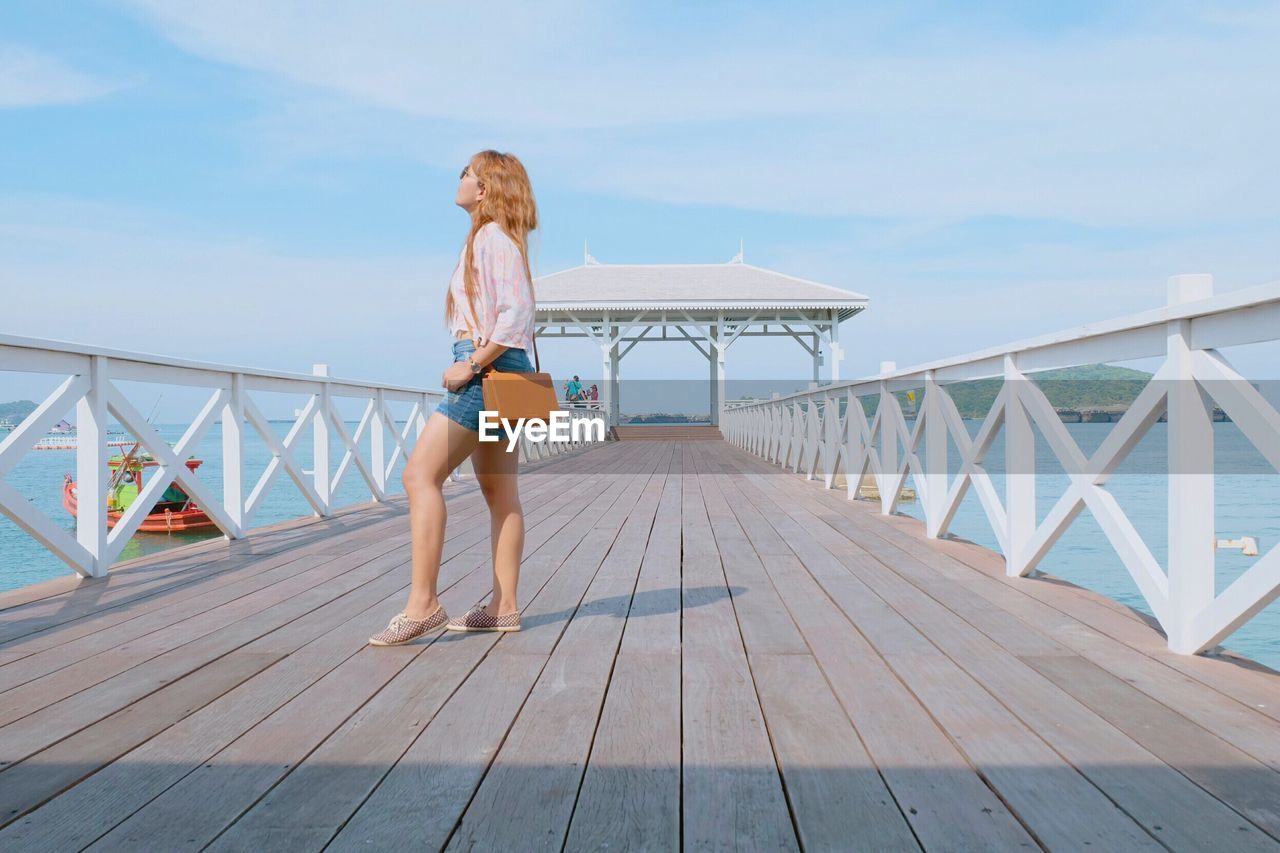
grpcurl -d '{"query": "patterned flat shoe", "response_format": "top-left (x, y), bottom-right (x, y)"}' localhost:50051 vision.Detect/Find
top-left (445, 606), bottom-right (521, 633)
top-left (368, 606), bottom-right (448, 646)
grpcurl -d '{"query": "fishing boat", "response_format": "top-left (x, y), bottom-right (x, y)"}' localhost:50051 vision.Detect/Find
top-left (62, 442), bottom-right (216, 532)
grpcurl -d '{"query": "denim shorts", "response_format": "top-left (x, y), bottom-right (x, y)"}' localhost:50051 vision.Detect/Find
top-left (434, 338), bottom-right (534, 432)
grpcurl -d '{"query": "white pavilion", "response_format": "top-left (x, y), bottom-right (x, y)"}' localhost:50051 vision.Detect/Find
top-left (533, 247), bottom-right (869, 427)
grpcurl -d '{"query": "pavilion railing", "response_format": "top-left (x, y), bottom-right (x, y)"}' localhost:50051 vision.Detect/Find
top-left (0, 334), bottom-right (606, 579)
top-left (722, 274), bottom-right (1280, 655)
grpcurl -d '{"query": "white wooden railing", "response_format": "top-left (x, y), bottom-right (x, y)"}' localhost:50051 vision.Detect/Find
top-left (723, 274), bottom-right (1280, 655)
top-left (0, 334), bottom-right (607, 579)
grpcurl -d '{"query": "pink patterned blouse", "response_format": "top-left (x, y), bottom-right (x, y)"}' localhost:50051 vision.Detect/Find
top-left (446, 221), bottom-right (537, 352)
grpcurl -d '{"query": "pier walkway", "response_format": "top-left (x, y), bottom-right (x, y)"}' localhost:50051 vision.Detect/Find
top-left (1, 438), bottom-right (1279, 851)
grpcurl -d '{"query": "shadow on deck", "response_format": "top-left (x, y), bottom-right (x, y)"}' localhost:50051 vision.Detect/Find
top-left (1, 439), bottom-right (1278, 851)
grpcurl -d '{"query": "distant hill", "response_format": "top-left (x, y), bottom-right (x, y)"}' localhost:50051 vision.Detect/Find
top-left (860, 364), bottom-right (1153, 419)
top-left (622, 412), bottom-right (710, 424)
top-left (944, 363), bottom-right (1153, 419)
top-left (0, 400), bottom-right (38, 423)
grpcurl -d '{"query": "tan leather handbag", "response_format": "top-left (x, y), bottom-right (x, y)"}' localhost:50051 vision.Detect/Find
top-left (480, 334), bottom-right (558, 423)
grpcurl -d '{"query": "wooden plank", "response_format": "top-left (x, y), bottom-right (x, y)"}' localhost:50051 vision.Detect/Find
top-left (0, 541), bottom-right (408, 737)
top-left (490, 442), bottom-right (669, 658)
top-left (0, 464), bottom-right (550, 661)
top-left (721, 445), bottom-right (1280, 850)
top-left (322, 444), bottom-right (668, 852)
top-left (0, 447), bottom-right (617, 823)
top-left (443, 445), bottom-right (674, 850)
top-left (0, 445), bottom-right (630, 760)
top-left (764, 475), bottom-right (1280, 826)
top-left (0, 443), bottom-right (636, 848)
top-left (699, 458), bottom-right (1034, 851)
top-left (0, 570), bottom-right (413, 829)
top-left (0, 497), bottom-right (411, 631)
top-left (617, 445), bottom-right (682, 656)
top-left (0, 494), bottom-right (406, 612)
top-left (0, 487), bottom-right (533, 691)
top-left (874, 493), bottom-right (1280, 721)
top-left (0, 650), bottom-right (284, 823)
top-left (565, 447), bottom-right (684, 849)
top-left (0, 535), bottom-right (471, 823)
top-left (0, 437), bottom-right (600, 615)
top-left (85, 643), bottom-right (430, 851)
top-left (0, 504), bottom-right (408, 646)
top-left (562, 652), bottom-right (681, 851)
top-left (680, 443), bottom-right (799, 851)
top-left (732, 444), bottom-right (1280, 778)
top-left (693, 443), bottom-right (809, 656)
top-left (740, 548), bottom-right (1043, 851)
top-left (204, 445), bottom-right (666, 850)
top-left (1023, 654), bottom-right (1280, 839)
top-left (0, 578), bottom-right (430, 845)
top-left (326, 653), bottom-right (547, 852)
top-left (728, 445), bottom-right (1280, 800)
top-left (752, 653), bottom-right (920, 851)
top-left (37, 507), bottom-right (514, 845)
top-left (0, 525), bottom-right (406, 692)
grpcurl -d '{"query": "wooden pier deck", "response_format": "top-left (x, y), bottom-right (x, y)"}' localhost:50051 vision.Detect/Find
top-left (1, 438), bottom-right (1279, 851)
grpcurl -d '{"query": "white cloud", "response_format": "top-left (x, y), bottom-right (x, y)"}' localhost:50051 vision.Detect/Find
top-left (0, 45), bottom-right (119, 107)
top-left (0, 195), bottom-right (458, 386)
top-left (116, 2), bottom-right (1280, 226)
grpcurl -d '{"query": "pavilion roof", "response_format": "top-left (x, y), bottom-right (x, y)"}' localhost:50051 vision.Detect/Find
top-left (533, 258), bottom-right (868, 320)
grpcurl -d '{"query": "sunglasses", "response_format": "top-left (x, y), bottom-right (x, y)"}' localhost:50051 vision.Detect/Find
top-left (460, 165), bottom-right (474, 180)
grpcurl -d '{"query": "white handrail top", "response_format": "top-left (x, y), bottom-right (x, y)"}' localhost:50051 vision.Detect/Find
top-left (733, 277), bottom-right (1280, 409)
top-left (0, 331), bottom-right (443, 395)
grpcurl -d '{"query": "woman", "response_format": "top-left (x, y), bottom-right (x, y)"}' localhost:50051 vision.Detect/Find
top-left (369, 150), bottom-right (538, 646)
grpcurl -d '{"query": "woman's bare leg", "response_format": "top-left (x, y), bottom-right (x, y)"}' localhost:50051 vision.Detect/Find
top-left (400, 412), bottom-right (480, 619)
top-left (470, 431), bottom-right (524, 615)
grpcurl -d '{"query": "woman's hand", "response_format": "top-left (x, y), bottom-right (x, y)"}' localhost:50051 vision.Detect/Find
top-left (442, 360), bottom-right (478, 392)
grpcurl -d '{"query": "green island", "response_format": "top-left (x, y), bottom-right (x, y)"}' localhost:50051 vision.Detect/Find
top-left (935, 363), bottom-right (1153, 419)
top-left (0, 400), bottom-right (38, 423)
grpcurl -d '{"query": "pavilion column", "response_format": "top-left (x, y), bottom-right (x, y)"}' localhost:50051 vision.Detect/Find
top-left (600, 326), bottom-right (615, 429)
top-left (608, 323), bottom-right (620, 427)
top-left (708, 324), bottom-right (717, 425)
top-left (829, 310), bottom-right (844, 382)
top-left (709, 318), bottom-right (725, 426)
top-left (812, 333), bottom-right (821, 386)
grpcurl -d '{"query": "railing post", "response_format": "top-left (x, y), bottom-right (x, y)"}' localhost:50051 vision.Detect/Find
top-left (221, 372), bottom-right (246, 538)
top-left (371, 388), bottom-right (387, 501)
top-left (312, 363), bottom-right (332, 516)
top-left (1166, 273), bottom-right (1215, 653)
top-left (822, 389), bottom-right (838, 489)
top-left (878, 360), bottom-right (896, 514)
top-left (923, 371), bottom-right (947, 537)
top-left (75, 355), bottom-right (109, 576)
top-left (1004, 354), bottom-right (1035, 576)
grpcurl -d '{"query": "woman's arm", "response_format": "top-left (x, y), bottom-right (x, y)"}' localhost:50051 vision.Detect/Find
top-left (471, 224), bottom-right (534, 367)
top-left (468, 339), bottom-right (509, 369)
top-left (443, 225), bottom-right (526, 392)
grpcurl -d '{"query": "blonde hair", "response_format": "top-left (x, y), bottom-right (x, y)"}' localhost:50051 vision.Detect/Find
top-left (446, 150), bottom-right (539, 337)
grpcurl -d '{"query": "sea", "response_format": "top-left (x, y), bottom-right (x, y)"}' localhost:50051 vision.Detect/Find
top-left (1, 420), bottom-right (1277, 671)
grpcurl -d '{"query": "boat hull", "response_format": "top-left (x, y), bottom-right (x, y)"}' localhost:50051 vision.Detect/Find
top-left (62, 480), bottom-right (217, 532)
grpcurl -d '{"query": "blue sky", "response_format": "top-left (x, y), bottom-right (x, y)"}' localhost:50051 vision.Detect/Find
top-left (2, 1), bottom-right (1279, 418)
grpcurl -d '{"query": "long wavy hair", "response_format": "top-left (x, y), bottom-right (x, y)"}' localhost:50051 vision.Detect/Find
top-left (446, 150), bottom-right (539, 337)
